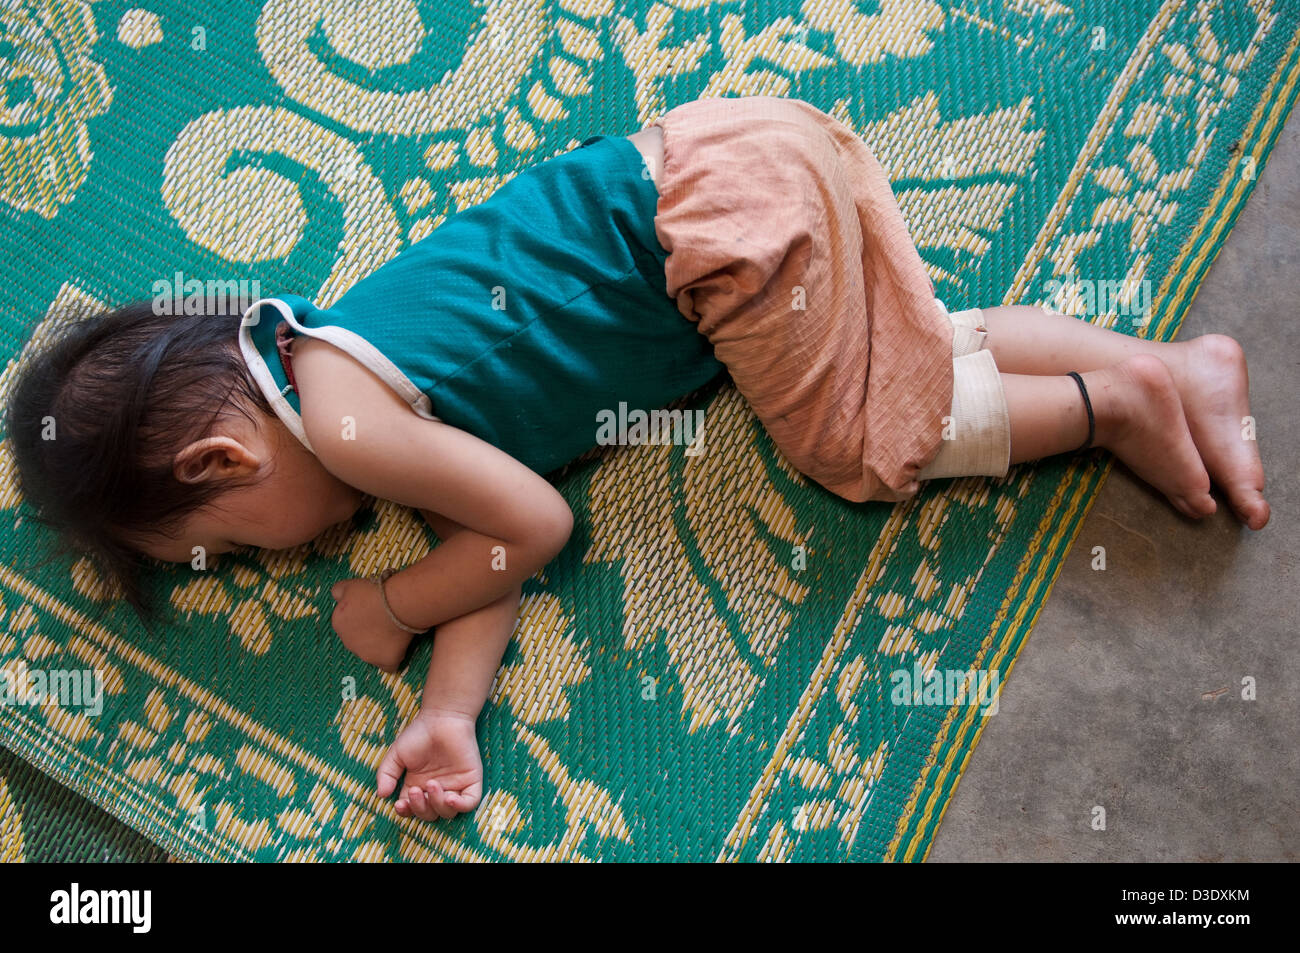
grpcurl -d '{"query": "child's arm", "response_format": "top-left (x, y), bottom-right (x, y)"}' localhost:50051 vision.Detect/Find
top-left (377, 509), bottom-right (522, 820)
top-left (415, 507), bottom-right (518, 724)
top-left (290, 336), bottom-right (573, 638)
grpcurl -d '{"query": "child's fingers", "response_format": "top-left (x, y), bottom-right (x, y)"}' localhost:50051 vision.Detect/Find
top-left (426, 780), bottom-right (458, 820)
top-left (394, 798), bottom-right (410, 817)
top-left (426, 779), bottom-right (481, 816)
top-left (414, 786), bottom-right (441, 823)
top-left (448, 795), bottom-right (473, 816)
top-left (456, 783), bottom-right (482, 812)
top-left (330, 578), bottom-right (357, 602)
top-left (408, 785), bottom-right (434, 821)
top-left (376, 747), bottom-right (406, 798)
top-left (444, 788), bottom-right (479, 814)
top-left (427, 780), bottom-right (456, 820)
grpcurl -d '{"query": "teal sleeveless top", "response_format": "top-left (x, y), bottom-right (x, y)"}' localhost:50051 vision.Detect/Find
top-left (237, 134), bottom-right (724, 476)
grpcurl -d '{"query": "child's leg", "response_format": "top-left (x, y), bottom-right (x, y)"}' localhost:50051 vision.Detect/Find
top-left (980, 306), bottom-right (1268, 530)
top-left (975, 305), bottom-right (1173, 373)
top-left (1001, 358), bottom-right (1215, 521)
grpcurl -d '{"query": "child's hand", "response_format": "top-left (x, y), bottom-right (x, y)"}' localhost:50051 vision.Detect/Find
top-left (330, 577), bottom-right (417, 672)
top-left (377, 709), bottom-right (483, 821)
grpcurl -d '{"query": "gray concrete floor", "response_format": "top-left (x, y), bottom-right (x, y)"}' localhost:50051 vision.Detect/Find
top-left (927, 112), bottom-right (1299, 862)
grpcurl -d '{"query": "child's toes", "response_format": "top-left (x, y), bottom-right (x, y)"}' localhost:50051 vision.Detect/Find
top-left (1231, 491), bottom-right (1269, 530)
top-left (1189, 491), bottom-right (1217, 518)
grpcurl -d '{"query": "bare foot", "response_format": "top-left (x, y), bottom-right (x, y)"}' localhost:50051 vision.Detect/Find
top-left (1163, 334), bottom-right (1269, 529)
top-left (1088, 355), bottom-right (1217, 520)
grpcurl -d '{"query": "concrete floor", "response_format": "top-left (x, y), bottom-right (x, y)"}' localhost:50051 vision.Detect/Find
top-left (928, 112), bottom-right (1299, 861)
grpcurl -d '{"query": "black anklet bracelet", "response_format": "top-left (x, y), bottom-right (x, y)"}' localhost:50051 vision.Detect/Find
top-left (1067, 371), bottom-right (1095, 451)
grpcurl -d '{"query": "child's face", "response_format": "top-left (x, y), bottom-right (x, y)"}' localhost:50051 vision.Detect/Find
top-left (128, 414), bottom-right (365, 563)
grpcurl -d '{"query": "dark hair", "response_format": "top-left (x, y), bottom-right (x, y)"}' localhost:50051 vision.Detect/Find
top-left (4, 300), bottom-right (274, 628)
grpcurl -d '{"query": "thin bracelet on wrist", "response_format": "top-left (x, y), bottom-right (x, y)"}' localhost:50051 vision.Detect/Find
top-left (370, 567), bottom-right (427, 634)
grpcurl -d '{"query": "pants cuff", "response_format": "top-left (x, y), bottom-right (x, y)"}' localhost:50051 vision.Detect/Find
top-left (917, 347), bottom-right (1011, 481)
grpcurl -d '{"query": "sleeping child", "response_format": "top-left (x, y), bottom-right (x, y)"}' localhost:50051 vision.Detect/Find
top-left (5, 95), bottom-right (1268, 823)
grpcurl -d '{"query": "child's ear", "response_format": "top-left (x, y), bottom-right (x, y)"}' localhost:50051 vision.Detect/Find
top-left (173, 436), bottom-right (260, 484)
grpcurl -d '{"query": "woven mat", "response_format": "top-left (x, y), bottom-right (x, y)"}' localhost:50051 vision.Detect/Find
top-left (0, 743), bottom-right (167, 862)
top-left (1, 0), bottom-right (1297, 862)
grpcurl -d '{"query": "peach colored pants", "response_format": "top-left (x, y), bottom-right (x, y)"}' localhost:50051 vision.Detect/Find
top-left (650, 95), bottom-right (962, 503)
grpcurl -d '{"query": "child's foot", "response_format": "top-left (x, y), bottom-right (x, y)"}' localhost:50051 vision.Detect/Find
top-left (1163, 334), bottom-right (1269, 529)
top-left (1089, 355), bottom-right (1218, 520)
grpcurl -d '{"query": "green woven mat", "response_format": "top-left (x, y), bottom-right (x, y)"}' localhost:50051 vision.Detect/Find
top-left (1, 0), bottom-right (1297, 862)
top-left (0, 743), bottom-right (167, 862)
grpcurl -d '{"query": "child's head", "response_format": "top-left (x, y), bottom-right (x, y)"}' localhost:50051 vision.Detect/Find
top-left (5, 301), bottom-right (363, 622)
